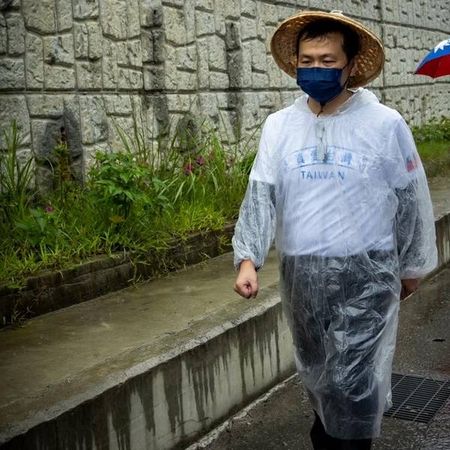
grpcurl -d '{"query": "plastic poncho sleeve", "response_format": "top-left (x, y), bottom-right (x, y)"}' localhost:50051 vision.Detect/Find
top-left (387, 118), bottom-right (438, 279)
top-left (232, 118), bottom-right (277, 270)
top-left (232, 180), bottom-right (276, 270)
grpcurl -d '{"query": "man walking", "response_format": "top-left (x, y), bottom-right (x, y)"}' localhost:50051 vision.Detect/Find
top-left (232, 10), bottom-right (437, 450)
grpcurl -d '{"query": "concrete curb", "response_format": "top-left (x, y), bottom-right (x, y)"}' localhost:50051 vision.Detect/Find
top-left (0, 225), bottom-right (235, 328)
top-left (436, 213), bottom-right (450, 268)
top-left (1, 287), bottom-right (296, 449)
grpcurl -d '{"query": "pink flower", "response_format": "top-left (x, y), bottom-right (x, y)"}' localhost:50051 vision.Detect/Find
top-left (195, 155), bottom-right (206, 166)
top-left (44, 205), bottom-right (54, 213)
top-left (183, 163), bottom-right (194, 175)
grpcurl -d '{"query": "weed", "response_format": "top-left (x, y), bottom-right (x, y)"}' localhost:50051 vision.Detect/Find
top-left (0, 116), bottom-right (257, 288)
top-left (412, 117), bottom-right (450, 177)
top-left (0, 120), bottom-right (35, 224)
top-left (412, 116), bottom-right (450, 143)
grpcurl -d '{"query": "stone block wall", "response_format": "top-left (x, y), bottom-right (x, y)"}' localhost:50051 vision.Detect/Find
top-left (0, 0), bottom-right (449, 186)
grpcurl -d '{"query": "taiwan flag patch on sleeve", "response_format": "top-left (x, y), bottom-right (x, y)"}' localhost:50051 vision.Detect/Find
top-left (406, 154), bottom-right (419, 172)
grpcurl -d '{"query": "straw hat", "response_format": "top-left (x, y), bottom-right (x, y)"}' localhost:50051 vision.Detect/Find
top-left (270, 10), bottom-right (385, 88)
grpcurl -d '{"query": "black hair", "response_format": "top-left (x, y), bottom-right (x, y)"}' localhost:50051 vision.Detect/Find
top-left (296, 19), bottom-right (361, 62)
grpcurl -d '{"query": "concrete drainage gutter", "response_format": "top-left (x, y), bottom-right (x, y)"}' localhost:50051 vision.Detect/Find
top-left (0, 285), bottom-right (295, 450)
top-left (0, 225), bottom-right (236, 328)
top-left (1, 212), bottom-right (449, 450)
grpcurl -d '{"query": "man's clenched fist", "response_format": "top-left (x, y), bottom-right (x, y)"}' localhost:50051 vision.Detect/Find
top-left (234, 259), bottom-right (259, 299)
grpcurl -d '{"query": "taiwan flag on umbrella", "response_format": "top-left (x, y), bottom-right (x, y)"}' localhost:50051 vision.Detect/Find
top-left (415, 38), bottom-right (450, 78)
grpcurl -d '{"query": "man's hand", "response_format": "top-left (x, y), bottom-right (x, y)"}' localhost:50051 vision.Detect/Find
top-left (234, 260), bottom-right (259, 299)
top-left (400, 278), bottom-right (420, 300)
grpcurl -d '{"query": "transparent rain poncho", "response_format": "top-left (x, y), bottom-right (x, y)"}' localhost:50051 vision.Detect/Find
top-left (232, 88), bottom-right (437, 439)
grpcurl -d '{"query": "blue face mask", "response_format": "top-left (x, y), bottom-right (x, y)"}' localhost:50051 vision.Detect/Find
top-left (296, 67), bottom-right (347, 106)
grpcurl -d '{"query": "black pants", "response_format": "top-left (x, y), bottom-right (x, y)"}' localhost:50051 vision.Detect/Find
top-left (310, 412), bottom-right (372, 450)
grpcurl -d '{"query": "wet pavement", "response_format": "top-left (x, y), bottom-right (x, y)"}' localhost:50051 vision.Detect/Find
top-left (0, 248), bottom-right (281, 443)
top-left (189, 265), bottom-right (450, 450)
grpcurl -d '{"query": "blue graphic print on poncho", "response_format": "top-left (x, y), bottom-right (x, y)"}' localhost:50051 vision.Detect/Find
top-left (282, 146), bottom-right (369, 182)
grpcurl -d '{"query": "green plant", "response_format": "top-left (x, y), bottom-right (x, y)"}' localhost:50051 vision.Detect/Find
top-left (89, 151), bottom-right (172, 220)
top-left (14, 206), bottom-right (59, 247)
top-left (0, 114), bottom-right (258, 289)
top-left (0, 121), bottom-right (35, 225)
top-left (412, 116), bottom-right (450, 143)
top-left (417, 141), bottom-right (450, 177)
top-left (412, 116), bottom-right (450, 177)
top-left (51, 131), bottom-right (76, 205)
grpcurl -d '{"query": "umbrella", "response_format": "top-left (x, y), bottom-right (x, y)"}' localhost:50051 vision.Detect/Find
top-left (415, 38), bottom-right (450, 78)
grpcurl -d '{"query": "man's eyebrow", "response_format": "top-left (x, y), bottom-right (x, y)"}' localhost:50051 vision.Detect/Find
top-left (298, 53), bottom-right (337, 58)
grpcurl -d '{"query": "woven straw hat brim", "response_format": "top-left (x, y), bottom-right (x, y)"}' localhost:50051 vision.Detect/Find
top-left (270, 11), bottom-right (385, 88)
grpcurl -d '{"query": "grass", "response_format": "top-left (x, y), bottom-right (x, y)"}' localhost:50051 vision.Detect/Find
top-left (418, 141), bottom-right (450, 174)
top-left (413, 116), bottom-right (450, 177)
top-left (419, 144), bottom-right (450, 177)
top-left (416, 141), bottom-right (449, 158)
top-left (0, 117), bottom-right (257, 289)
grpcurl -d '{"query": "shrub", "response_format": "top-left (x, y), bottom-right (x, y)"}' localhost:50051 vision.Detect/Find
top-left (412, 116), bottom-right (450, 143)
